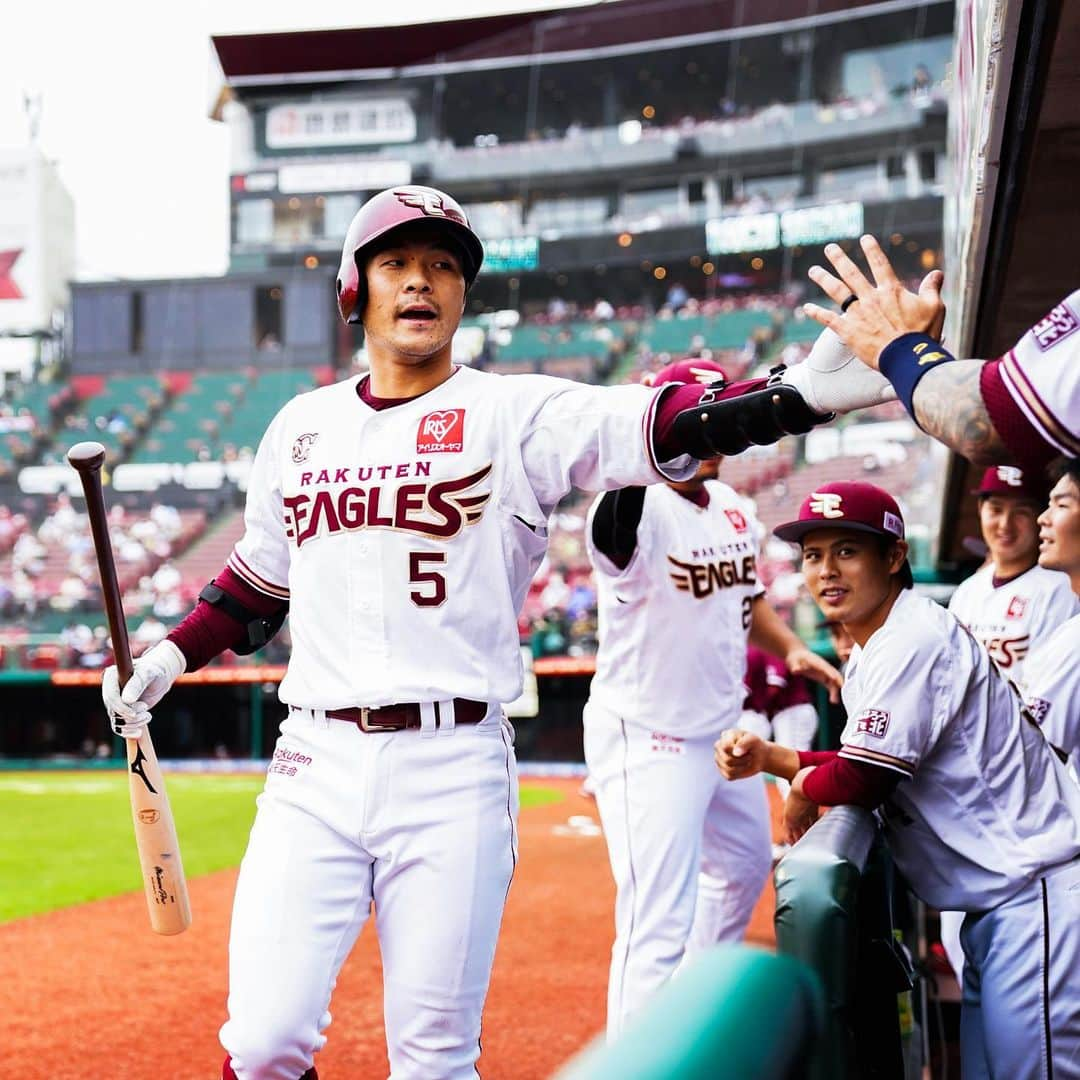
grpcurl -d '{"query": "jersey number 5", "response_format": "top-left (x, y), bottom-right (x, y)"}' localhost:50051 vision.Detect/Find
top-left (409, 552), bottom-right (447, 607)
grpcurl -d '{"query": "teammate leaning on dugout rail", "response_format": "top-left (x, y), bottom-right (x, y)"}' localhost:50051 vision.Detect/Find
top-left (715, 479), bottom-right (1080, 1080)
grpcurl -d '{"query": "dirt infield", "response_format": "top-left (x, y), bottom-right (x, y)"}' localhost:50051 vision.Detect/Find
top-left (0, 778), bottom-right (778, 1079)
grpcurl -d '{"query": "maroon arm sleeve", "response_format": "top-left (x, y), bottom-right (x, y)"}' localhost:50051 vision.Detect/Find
top-left (978, 359), bottom-right (1061, 472)
top-left (797, 750), bottom-right (839, 767)
top-left (652, 379), bottom-right (769, 461)
top-left (166, 564), bottom-right (288, 673)
top-left (800, 756), bottom-right (901, 809)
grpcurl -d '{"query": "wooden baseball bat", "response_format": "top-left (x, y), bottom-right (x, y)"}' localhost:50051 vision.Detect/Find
top-left (67, 441), bottom-right (192, 935)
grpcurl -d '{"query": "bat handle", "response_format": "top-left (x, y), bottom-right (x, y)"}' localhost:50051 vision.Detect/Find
top-left (67, 443), bottom-right (134, 686)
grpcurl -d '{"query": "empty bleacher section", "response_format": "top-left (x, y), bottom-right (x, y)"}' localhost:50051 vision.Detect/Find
top-left (129, 371), bottom-right (248, 464)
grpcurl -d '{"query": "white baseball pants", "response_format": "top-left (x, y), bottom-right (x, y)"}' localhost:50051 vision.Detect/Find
top-left (960, 855), bottom-right (1080, 1079)
top-left (220, 706), bottom-right (518, 1080)
top-left (583, 701), bottom-right (772, 1041)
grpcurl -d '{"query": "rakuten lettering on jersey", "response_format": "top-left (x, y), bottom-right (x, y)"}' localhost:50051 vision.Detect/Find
top-left (283, 461), bottom-right (492, 546)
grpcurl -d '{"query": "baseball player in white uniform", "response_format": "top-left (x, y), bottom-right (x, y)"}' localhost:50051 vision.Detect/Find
top-left (583, 357), bottom-right (842, 1040)
top-left (716, 481), bottom-right (1080, 1080)
top-left (1026, 458), bottom-right (1080, 764)
top-left (803, 235), bottom-right (1080, 473)
top-left (99, 186), bottom-right (874, 1080)
top-left (948, 464), bottom-right (1077, 686)
top-left (941, 464), bottom-right (1078, 981)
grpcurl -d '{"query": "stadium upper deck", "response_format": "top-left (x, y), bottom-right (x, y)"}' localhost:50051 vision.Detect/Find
top-left (208, 0), bottom-right (952, 312)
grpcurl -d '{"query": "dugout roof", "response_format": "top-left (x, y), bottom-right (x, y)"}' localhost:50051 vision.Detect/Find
top-left (210, 0), bottom-right (911, 90)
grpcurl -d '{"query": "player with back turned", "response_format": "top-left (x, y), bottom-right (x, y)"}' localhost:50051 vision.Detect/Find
top-left (582, 358), bottom-right (842, 1039)
top-left (715, 481), bottom-right (1080, 1079)
top-left (99, 185), bottom-right (894, 1080)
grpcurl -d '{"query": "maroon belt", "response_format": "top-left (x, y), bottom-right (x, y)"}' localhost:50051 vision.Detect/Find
top-left (308, 698), bottom-right (489, 733)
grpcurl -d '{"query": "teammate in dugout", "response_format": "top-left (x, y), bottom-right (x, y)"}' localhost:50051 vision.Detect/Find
top-left (715, 480), bottom-right (1080, 1080)
top-left (939, 462), bottom-right (1077, 985)
top-left (1025, 457), bottom-right (1080, 765)
top-left (582, 358), bottom-right (842, 1040)
top-left (803, 234), bottom-right (1080, 471)
top-left (948, 464), bottom-right (1076, 688)
top-left (99, 185), bottom-right (894, 1080)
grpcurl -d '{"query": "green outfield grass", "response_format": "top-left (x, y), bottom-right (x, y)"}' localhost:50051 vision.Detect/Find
top-left (0, 773), bottom-right (564, 923)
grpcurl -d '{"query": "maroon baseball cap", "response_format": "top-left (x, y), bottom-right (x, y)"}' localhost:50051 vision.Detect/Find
top-left (975, 465), bottom-right (1046, 503)
top-left (642, 358), bottom-right (727, 388)
top-left (774, 482), bottom-right (913, 586)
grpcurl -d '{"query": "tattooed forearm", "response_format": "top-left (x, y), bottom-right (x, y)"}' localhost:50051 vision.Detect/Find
top-left (911, 361), bottom-right (1009, 466)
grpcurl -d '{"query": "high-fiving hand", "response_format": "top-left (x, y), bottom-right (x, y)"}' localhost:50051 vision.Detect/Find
top-left (803, 235), bottom-right (946, 369)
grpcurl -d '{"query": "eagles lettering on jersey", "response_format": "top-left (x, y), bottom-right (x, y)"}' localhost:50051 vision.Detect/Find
top-left (283, 461), bottom-right (492, 546)
top-left (667, 552), bottom-right (756, 598)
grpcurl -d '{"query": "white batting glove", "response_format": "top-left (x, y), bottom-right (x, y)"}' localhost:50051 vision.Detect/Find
top-left (778, 327), bottom-right (897, 414)
top-left (102, 640), bottom-right (186, 738)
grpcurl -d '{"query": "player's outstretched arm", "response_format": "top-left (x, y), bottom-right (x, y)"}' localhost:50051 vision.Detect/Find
top-left (908, 361), bottom-right (1009, 465)
top-left (802, 234), bottom-right (1019, 466)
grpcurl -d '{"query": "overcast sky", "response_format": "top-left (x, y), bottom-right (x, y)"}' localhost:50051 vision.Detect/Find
top-left (1, 0), bottom-right (596, 282)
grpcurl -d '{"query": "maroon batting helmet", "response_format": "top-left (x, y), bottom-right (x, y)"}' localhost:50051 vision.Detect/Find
top-left (336, 185), bottom-right (485, 324)
top-left (642, 358), bottom-right (727, 388)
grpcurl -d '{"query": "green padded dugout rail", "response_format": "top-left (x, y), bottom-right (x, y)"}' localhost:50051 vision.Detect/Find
top-left (773, 806), bottom-right (906, 1080)
top-left (554, 944), bottom-right (823, 1080)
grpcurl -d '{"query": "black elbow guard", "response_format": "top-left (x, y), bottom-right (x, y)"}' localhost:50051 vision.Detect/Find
top-left (671, 379), bottom-right (833, 458)
top-left (198, 583), bottom-right (289, 655)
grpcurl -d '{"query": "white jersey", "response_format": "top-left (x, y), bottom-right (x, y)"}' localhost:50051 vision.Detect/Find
top-left (230, 366), bottom-right (694, 708)
top-left (838, 589), bottom-right (1080, 911)
top-left (586, 480), bottom-right (764, 738)
top-left (947, 563), bottom-right (1077, 683)
top-left (1024, 613), bottom-right (1080, 758)
top-left (997, 288), bottom-right (1080, 457)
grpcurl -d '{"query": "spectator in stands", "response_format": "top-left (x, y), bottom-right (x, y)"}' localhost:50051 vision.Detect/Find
top-left (911, 63), bottom-right (933, 98)
top-left (665, 282), bottom-right (690, 312)
top-left (12, 531), bottom-right (46, 576)
top-left (150, 502), bottom-right (182, 540)
top-left (532, 610), bottom-right (568, 658)
top-left (151, 560), bottom-right (184, 618)
top-left (132, 615), bottom-right (169, 654)
top-left (592, 297), bottom-right (615, 322)
top-left (51, 574), bottom-right (89, 612)
top-left (0, 505), bottom-right (25, 550)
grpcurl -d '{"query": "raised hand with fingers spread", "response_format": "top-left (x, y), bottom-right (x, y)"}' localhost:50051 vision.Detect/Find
top-left (802, 234), bottom-right (946, 369)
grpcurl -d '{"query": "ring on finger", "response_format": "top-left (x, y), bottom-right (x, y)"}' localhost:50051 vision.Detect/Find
top-left (841, 294), bottom-right (859, 312)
